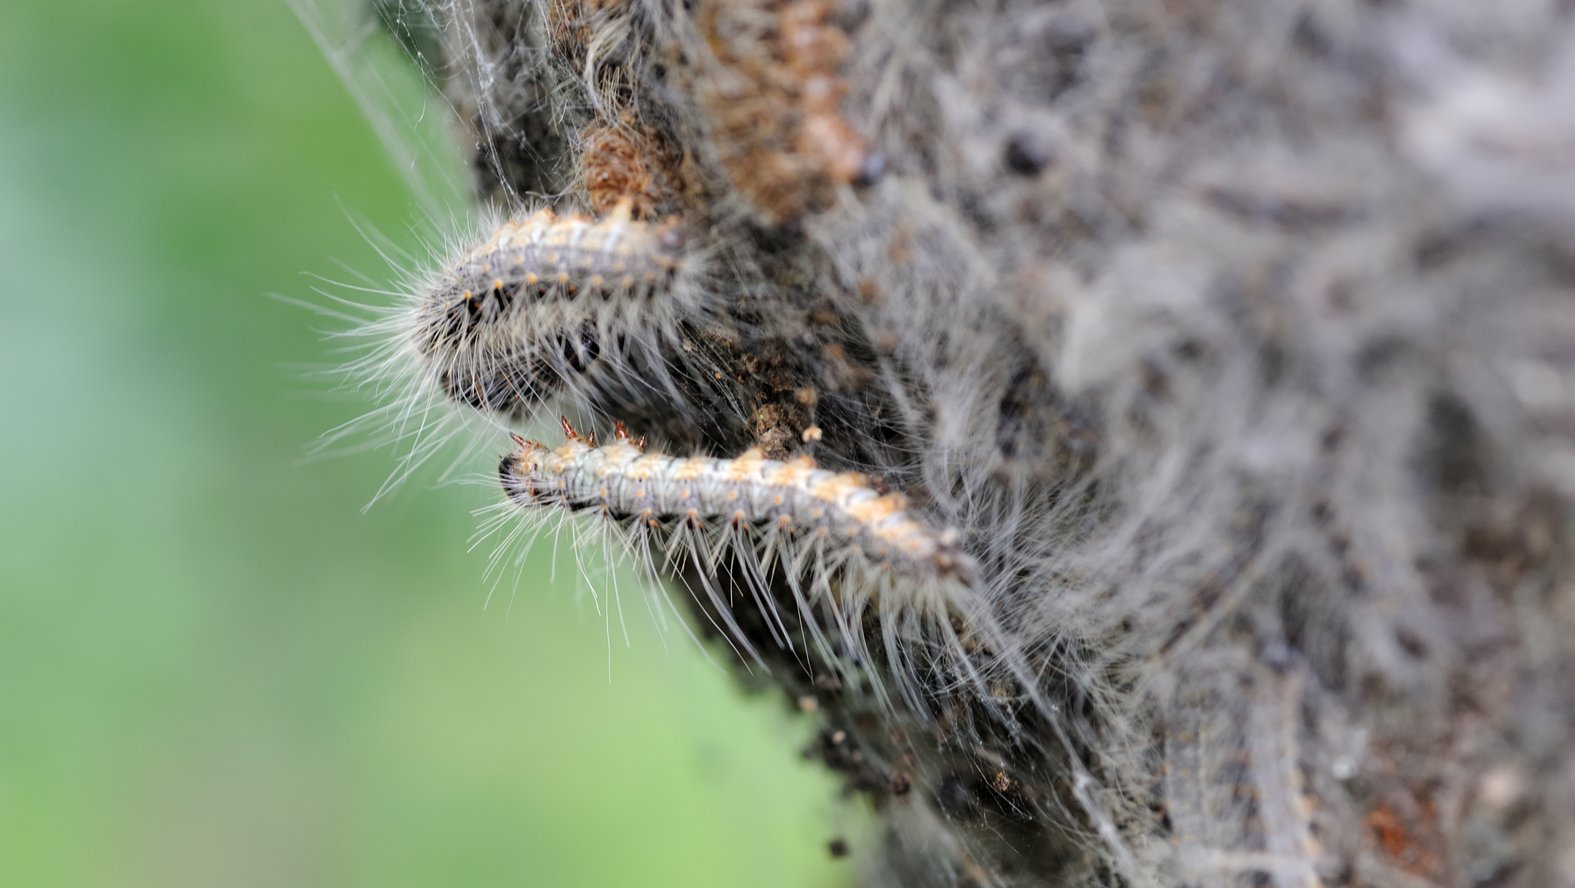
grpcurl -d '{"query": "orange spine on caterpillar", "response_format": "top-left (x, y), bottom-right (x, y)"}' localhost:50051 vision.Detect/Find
top-left (495, 418), bottom-right (987, 711)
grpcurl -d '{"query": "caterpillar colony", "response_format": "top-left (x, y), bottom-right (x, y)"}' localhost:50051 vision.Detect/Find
top-left (303, 0), bottom-right (1575, 886)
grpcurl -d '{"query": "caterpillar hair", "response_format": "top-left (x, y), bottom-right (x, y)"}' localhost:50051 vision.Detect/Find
top-left (494, 419), bottom-right (991, 714)
top-left (319, 197), bottom-right (724, 500)
top-left (412, 199), bottom-right (699, 409)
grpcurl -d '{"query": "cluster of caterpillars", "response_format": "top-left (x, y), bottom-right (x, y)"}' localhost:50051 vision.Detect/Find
top-left (336, 1), bottom-right (1575, 886)
top-left (371, 2), bottom-right (1090, 883)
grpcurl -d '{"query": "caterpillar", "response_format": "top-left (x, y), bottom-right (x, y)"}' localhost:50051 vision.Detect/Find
top-left (409, 199), bottom-right (696, 413)
top-left (418, 200), bottom-right (686, 346)
top-left (690, 0), bottom-right (879, 224)
top-left (494, 419), bottom-right (988, 712)
top-left (319, 198), bottom-right (716, 499)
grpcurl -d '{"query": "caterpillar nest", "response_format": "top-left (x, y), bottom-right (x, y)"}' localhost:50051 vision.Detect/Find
top-left (302, 0), bottom-right (1575, 885)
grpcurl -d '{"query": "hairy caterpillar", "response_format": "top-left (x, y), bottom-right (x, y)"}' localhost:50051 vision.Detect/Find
top-left (578, 116), bottom-right (687, 220)
top-left (495, 419), bottom-right (988, 712)
top-left (320, 198), bottom-right (719, 498)
top-left (411, 200), bottom-right (695, 411)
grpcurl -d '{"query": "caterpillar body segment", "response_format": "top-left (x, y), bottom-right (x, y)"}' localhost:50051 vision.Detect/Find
top-left (405, 200), bottom-right (709, 427)
top-left (319, 197), bottom-right (716, 504)
top-left (415, 201), bottom-right (687, 355)
top-left (497, 420), bottom-right (990, 712)
top-left (501, 420), bottom-right (975, 581)
top-left (431, 323), bottom-right (602, 420)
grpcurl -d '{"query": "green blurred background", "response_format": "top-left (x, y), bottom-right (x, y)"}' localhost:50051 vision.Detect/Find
top-left (0, 2), bottom-right (854, 885)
